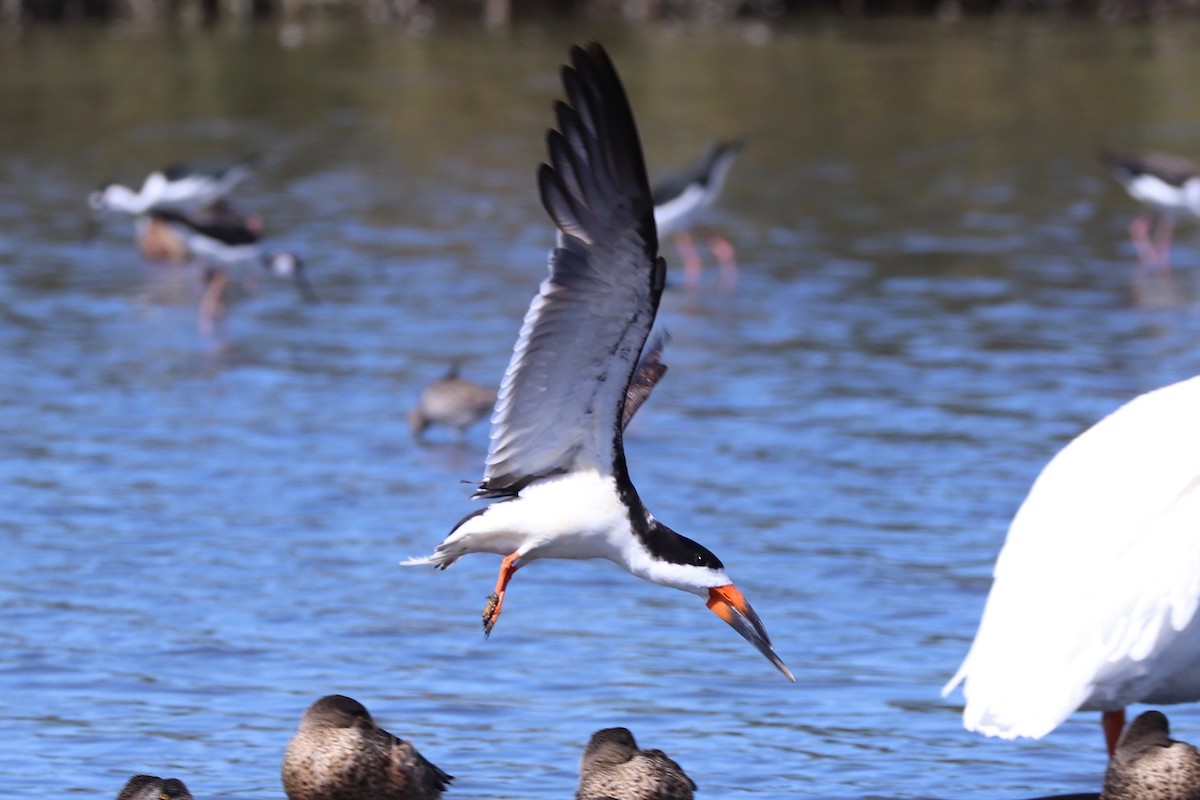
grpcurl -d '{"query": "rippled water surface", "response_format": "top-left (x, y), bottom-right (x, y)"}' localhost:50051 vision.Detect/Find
top-left (6, 19), bottom-right (1200, 799)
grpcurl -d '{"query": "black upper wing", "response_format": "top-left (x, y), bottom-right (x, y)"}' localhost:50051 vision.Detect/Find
top-left (479, 42), bottom-right (664, 496)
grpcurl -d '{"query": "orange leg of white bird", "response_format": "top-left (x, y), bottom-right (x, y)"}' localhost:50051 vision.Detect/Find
top-left (708, 234), bottom-right (738, 291)
top-left (674, 230), bottom-right (704, 289)
top-left (482, 552), bottom-right (521, 638)
top-left (1102, 708), bottom-right (1126, 757)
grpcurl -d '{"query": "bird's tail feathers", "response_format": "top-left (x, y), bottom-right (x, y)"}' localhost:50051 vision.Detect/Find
top-left (399, 551), bottom-right (457, 570)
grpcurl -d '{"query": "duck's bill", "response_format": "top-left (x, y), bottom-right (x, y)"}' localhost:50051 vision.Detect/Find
top-left (707, 584), bottom-right (795, 682)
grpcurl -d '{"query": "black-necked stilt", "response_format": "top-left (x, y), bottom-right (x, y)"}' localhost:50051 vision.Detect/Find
top-left (132, 200), bottom-right (262, 264)
top-left (653, 140), bottom-right (744, 290)
top-left (89, 156), bottom-right (258, 216)
top-left (944, 374), bottom-right (1200, 755)
top-left (403, 43), bottom-right (792, 682)
top-left (115, 775), bottom-right (193, 800)
top-left (150, 208), bottom-right (316, 330)
top-left (1102, 711), bottom-right (1200, 800)
top-left (576, 728), bottom-right (695, 800)
top-left (1100, 150), bottom-right (1200, 271)
top-left (408, 365), bottom-right (498, 443)
top-left (282, 695), bottom-right (452, 800)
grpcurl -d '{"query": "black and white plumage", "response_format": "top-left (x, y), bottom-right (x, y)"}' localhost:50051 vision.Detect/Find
top-left (1100, 150), bottom-right (1200, 271)
top-left (402, 43), bottom-right (792, 682)
top-left (1102, 711), bottom-right (1200, 800)
top-left (652, 140), bottom-right (744, 289)
top-left (281, 695), bottom-right (452, 800)
top-left (115, 775), bottom-right (194, 800)
top-left (89, 156), bottom-right (258, 216)
top-left (576, 728), bottom-right (695, 800)
top-left (151, 208), bottom-right (317, 305)
top-left (408, 365), bottom-right (498, 443)
top-left (653, 141), bottom-right (744, 236)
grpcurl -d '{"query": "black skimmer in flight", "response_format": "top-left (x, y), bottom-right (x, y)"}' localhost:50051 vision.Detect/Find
top-left (1100, 150), bottom-right (1200, 271)
top-left (150, 208), bottom-right (316, 331)
top-left (115, 775), bottom-right (194, 800)
top-left (1102, 711), bottom-right (1200, 800)
top-left (403, 43), bottom-right (793, 682)
top-left (89, 156), bottom-right (258, 217)
top-left (576, 728), bottom-right (696, 800)
top-left (944, 374), bottom-right (1200, 755)
top-left (408, 365), bottom-right (498, 443)
top-left (652, 140), bottom-right (744, 290)
top-left (282, 695), bottom-right (452, 800)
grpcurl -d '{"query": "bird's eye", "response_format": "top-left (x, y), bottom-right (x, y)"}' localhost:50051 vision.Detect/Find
top-left (160, 794), bottom-right (170, 800)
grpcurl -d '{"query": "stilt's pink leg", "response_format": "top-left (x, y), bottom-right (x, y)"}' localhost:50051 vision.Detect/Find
top-left (198, 269), bottom-right (229, 337)
top-left (708, 235), bottom-right (738, 291)
top-left (1154, 216), bottom-right (1175, 272)
top-left (1129, 215), bottom-right (1160, 270)
top-left (674, 230), bottom-right (703, 289)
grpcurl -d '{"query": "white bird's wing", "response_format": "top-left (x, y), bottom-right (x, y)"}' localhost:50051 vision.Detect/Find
top-left (478, 43), bottom-right (662, 497)
top-left (945, 375), bottom-right (1200, 740)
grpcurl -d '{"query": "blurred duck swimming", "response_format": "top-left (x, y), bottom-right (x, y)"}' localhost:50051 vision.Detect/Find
top-left (1101, 711), bottom-right (1200, 800)
top-left (408, 365), bottom-right (497, 443)
top-left (282, 695), bottom-right (452, 800)
top-left (576, 728), bottom-right (695, 800)
top-left (115, 775), bottom-right (194, 800)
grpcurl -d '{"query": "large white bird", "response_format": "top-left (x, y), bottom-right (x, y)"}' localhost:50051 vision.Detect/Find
top-left (944, 375), bottom-right (1200, 754)
top-left (403, 42), bottom-right (793, 682)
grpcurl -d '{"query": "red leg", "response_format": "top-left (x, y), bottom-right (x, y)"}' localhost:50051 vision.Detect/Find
top-left (482, 552), bottom-right (521, 638)
top-left (1154, 217), bottom-right (1175, 271)
top-left (1129, 215), bottom-right (1160, 270)
top-left (674, 230), bottom-right (703, 289)
top-left (1102, 708), bottom-right (1126, 757)
top-left (198, 268), bottom-right (229, 337)
top-left (708, 234), bottom-right (738, 291)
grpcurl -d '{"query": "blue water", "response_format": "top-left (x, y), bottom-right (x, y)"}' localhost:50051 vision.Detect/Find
top-left (5, 20), bottom-right (1200, 800)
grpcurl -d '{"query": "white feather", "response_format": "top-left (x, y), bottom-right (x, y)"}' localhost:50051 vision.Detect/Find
top-left (945, 374), bottom-right (1200, 740)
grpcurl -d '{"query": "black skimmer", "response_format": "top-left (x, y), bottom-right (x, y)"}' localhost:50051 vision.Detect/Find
top-left (89, 156), bottom-right (258, 217)
top-left (408, 365), bottom-right (498, 443)
top-left (576, 728), bottom-right (695, 800)
top-left (1102, 711), bottom-right (1200, 800)
top-left (1099, 150), bottom-right (1200, 271)
top-left (944, 374), bottom-right (1200, 755)
top-left (652, 140), bottom-right (744, 290)
top-left (402, 43), bottom-right (793, 682)
top-left (115, 775), bottom-right (194, 800)
top-left (282, 695), bottom-right (452, 800)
